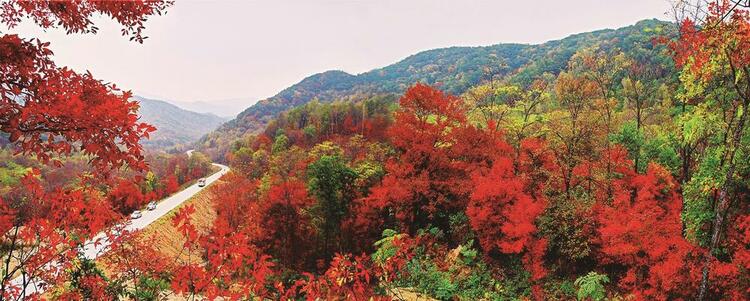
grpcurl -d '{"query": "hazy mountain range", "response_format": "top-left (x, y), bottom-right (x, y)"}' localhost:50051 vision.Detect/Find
top-left (134, 96), bottom-right (229, 149)
top-left (162, 97), bottom-right (256, 119)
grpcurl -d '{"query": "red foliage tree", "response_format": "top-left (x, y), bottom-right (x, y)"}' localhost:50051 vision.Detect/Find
top-left (108, 178), bottom-right (145, 215)
top-left (0, 1), bottom-right (171, 298)
top-left (1, 170), bottom-right (120, 298)
top-left (162, 174), bottom-right (179, 196)
top-left (367, 84), bottom-right (472, 233)
top-left (595, 162), bottom-right (701, 300)
top-left (210, 173), bottom-right (260, 231)
top-left (101, 231), bottom-right (173, 299)
top-left (170, 204), bottom-right (276, 300)
top-left (467, 137), bottom-right (551, 298)
top-left (469, 155), bottom-right (546, 255)
top-left (259, 179), bottom-right (315, 269)
top-left (286, 253), bottom-right (384, 301)
top-left (708, 214), bottom-right (750, 299)
top-left (0, 0), bottom-right (172, 172)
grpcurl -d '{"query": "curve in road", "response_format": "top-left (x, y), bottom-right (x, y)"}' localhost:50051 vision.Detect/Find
top-left (12, 150), bottom-right (230, 297)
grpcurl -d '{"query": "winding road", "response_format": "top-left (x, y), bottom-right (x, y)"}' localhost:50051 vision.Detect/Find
top-left (81, 160), bottom-right (229, 259)
top-left (12, 150), bottom-right (230, 297)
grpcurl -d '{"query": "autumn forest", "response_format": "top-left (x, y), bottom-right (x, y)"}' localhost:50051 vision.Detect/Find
top-left (1, 1), bottom-right (750, 300)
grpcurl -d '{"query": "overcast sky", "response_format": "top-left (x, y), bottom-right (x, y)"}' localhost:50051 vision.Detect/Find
top-left (3, 0), bottom-right (673, 116)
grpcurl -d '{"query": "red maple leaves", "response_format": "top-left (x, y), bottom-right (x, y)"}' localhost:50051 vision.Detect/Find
top-left (368, 84), bottom-right (475, 232)
top-left (468, 155), bottom-right (546, 254)
top-left (595, 163), bottom-right (701, 300)
top-left (0, 34), bottom-right (155, 172)
top-left (0, 0), bottom-right (172, 173)
top-left (0, 1), bottom-right (171, 299)
top-left (1, 0), bottom-right (172, 43)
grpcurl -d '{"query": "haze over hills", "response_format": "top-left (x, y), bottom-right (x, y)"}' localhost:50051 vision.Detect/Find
top-left (134, 96), bottom-right (228, 149)
top-left (163, 97), bottom-right (256, 119)
top-left (132, 91), bottom-right (256, 118)
top-left (209, 19), bottom-right (673, 142)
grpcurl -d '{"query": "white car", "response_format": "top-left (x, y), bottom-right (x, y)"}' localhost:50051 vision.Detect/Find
top-left (146, 201), bottom-right (157, 211)
top-left (198, 178), bottom-right (206, 187)
top-left (130, 210), bottom-right (142, 219)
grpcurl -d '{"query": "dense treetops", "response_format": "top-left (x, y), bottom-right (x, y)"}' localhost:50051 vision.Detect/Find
top-left (2, 1), bottom-right (750, 300)
top-left (182, 7), bottom-right (748, 299)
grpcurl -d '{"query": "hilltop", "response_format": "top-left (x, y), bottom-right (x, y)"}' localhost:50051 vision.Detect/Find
top-left (135, 96), bottom-right (228, 149)
top-left (212, 19), bottom-right (673, 140)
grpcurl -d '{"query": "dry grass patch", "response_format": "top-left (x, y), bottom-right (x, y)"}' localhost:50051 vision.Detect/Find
top-left (139, 181), bottom-right (221, 262)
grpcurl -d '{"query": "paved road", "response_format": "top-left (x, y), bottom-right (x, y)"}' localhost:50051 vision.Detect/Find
top-left (81, 161), bottom-right (229, 259)
top-left (12, 150), bottom-right (229, 297)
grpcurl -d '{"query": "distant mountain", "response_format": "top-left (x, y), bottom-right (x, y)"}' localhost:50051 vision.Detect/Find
top-left (211, 19), bottom-right (674, 140)
top-left (135, 96), bottom-right (228, 149)
top-left (167, 97), bottom-right (256, 119)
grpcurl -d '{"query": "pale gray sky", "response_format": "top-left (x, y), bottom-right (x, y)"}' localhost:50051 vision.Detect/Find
top-left (3, 0), bottom-right (672, 116)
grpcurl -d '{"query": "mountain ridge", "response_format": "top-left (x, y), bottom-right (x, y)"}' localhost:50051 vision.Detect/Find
top-left (207, 19), bottom-right (673, 147)
top-left (135, 96), bottom-right (228, 149)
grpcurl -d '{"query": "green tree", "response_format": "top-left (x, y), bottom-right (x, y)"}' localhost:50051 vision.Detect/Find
top-left (307, 155), bottom-right (357, 259)
top-left (574, 272), bottom-right (609, 301)
top-left (272, 133), bottom-right (289, 155)
top-left (669, 5), bottom-right (750, 298)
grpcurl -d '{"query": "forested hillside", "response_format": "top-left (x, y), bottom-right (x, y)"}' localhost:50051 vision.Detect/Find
top-left (181, 13), bottom-right (748, 300)
top-left (215, 19), bottom-right (672, 139)
top-left (3, 1), bottom-right (750, 300)
top-left (135, 96), bottom-right (227, 149)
